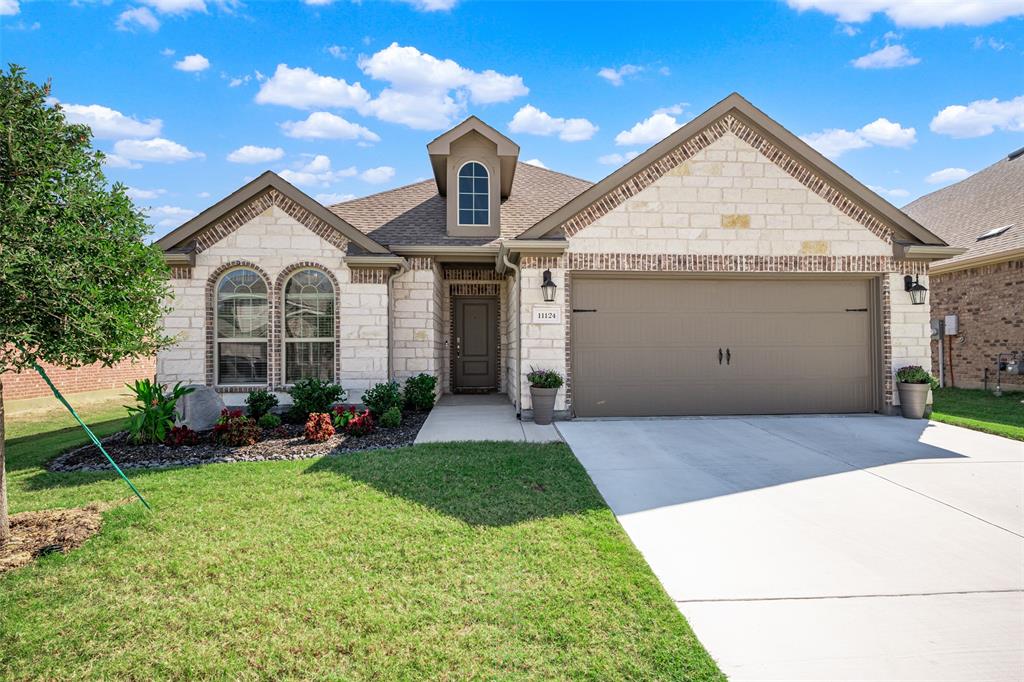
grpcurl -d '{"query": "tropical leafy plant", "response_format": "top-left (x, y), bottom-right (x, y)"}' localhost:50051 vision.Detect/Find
top-left (245, 389), bottom-right (278, 420)
top-left (344, 410), bottom-right (375, 437)
top-left (212, 409), bottom-right (261, 447)
top-left (362, 381), bottom-right (403, 417)
top-left (168, 425), bottom-right (201, 447)
top-left (124, 378), bottom-right (194, 445)
top-left (527, 368), bottom-right (564, 389)
top-left (304, 413), bottom-right (335, 443)
top-left (403, 373), bottom-right (437, 411)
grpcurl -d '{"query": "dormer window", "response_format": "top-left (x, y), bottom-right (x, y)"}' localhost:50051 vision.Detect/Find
top-left (458, 161), bottom-right (489, 226)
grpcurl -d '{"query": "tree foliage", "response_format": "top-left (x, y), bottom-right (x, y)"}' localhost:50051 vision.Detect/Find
top-left (0, 64), bottom-right (172, 372)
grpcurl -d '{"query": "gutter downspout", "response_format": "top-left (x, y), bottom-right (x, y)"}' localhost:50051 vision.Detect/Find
top-left (387, 261), bottom-right (409, 382)
top-left (502, 251), bottom-right (522, 418)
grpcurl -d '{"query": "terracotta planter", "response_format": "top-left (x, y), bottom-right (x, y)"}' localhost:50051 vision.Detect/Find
top-left (530, 386), bottom-right (559, 425)
top-left (897, 382), bottom-right (930, 419)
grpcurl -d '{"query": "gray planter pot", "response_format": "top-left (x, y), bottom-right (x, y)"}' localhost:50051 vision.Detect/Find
top-left (897, 382), bottom-right (930, 419)
top-left (530, 386), bottom-right (559, 425)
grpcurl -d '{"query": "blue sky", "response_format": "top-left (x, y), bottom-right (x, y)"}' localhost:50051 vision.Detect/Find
top-left (3, 0), bottom-right (1023, 239)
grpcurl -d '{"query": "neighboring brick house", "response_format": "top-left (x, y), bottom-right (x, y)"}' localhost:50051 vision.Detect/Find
top-left (156, 93), bottom-right (959, 418)
top-left (903, 150), bottom-right (1024, 392)
top-left (3, 356), bottom-right (155, 401)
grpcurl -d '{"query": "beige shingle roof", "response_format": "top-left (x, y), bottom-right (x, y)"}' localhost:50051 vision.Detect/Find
top-left (327, 162), bottom-right (592, 249)
top-left (903, 151), bottom-right (1024, 269)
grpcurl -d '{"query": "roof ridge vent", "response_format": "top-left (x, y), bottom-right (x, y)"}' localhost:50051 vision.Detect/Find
top-left (1008, 146), bottom-right (1024, 161)
top-left (978, 224), bottom-right (1013, 240)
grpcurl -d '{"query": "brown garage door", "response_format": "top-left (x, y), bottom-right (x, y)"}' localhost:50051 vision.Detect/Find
top-left (571, 277), bottom-right (877, 417)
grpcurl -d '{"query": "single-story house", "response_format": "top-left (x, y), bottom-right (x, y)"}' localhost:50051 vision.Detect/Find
top-left (156, 93), bottom-right (962, 418)
top-left (903, 150), bottom-right (1024, 392)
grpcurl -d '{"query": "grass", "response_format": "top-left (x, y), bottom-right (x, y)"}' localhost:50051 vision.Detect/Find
top-left (931, 387), bottom-right (1024, 441)
top-left (1, 392), bottom-right (722, 680)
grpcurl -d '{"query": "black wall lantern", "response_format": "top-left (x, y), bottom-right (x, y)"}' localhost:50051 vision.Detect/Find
top-left (904, 275), bottom-right (927, 305)
top-left (541, 269), bottom-right (557, 302)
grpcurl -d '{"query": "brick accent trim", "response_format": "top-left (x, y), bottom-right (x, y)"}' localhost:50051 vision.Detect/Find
top-left (882, 275), bottom-right (893, 406)
top-left (560, 114), bottom-right (897, 243)
top-left (555, 253), bottom-right (927, 274)
top-left (170, 265), bottom-right (193, 279)
top-left (407, 256), bottom-right (435, 270)
top-left (450, 283), bottom-right (500, 296)
top-left (193, 189), bottom-right (349, 253)
top-left (205, 260), bottom-right (273, 390)
top-left (348, 268), bottom-right (389, 284)
top-left (272, 262), bottom-right (341, 389)
top-left (443, 266), bottom-right (502, 280)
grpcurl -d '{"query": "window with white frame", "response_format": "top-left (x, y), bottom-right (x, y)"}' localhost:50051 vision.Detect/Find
top-left (216, 268), bottom-right (268, 385)
top-left (457, 161), bottom-right (489, 226)
top-left (283, 269), bottom-right (335, 383)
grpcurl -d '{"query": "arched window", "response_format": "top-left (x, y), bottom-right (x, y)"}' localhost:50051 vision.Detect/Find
top-left (457, 161), bottom-right (489, 226)
top-left (283, 269), bottom-right (335, 383)
top-left (216, 268), bottom-right (268, 385)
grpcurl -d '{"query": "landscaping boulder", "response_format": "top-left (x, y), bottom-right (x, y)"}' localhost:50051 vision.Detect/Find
top-left (175, 385), bottom-right (224, 431)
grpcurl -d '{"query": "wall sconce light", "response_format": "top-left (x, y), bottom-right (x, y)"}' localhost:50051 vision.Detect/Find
top-left (541, 269), bottom-right (557, 302)
top-left (904, 275), bottom-right (927, 305)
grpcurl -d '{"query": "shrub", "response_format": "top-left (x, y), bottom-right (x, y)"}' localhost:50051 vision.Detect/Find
top-left (125, 377), bottom-right (195, 445)
top-left (288, 378), bottom-right (346, 421)
top-left (380, 406), bottom-right (402, 428)
top-left (257, 413), bottom-right (282, 429)
top-left (213, 409), bottom-right (262, 447)
top-left (331, 405), bottom-right (356, 429)
top-left (362, 381), bottom-right (403, 417)
top-left (271, 425), bottom-right (291, 439)
top-left (896, 365), bottom-right (938, 389)
top-left (304, 413), bottom-right (335, 443)
top-left (345, 410), bottom-right (375, 437)
top-left (527, 368), bottom-right (564, 389)
top-left (404, 373), bottom-right (437, 411)
top-left (245, 389), bottom-right (278, 420)
top-left (168, 425), bottom-right (201, 447)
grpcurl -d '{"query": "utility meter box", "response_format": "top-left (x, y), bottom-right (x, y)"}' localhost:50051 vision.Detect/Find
top-left (944, 314), bottom-right (959, 335)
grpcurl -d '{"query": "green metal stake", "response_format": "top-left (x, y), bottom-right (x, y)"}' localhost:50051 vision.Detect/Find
top-left (24, 354), bottom-right (151, 510)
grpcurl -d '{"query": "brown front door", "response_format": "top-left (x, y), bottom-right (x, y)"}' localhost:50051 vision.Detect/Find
top-left (454, 297), bottom-right (498, 391)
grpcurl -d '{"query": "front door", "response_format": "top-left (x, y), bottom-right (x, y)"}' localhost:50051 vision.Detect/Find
top-left (454, 297), bottom-right (498, 391)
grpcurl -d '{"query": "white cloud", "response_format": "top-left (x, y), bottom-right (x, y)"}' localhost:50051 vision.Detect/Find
top-left (358, 43), bottom-right (527, 129)
top-left (197, 191), bottom-right (211, 198)
top-left (3, 19), bottom-right (38, 30)
top-left (851, 44), bottom-right (920, 69)
top-left (597, 64), bottom-right (642, 86)
top-left (359, 166), bottom-right (395, 184)
top-left (125, 187), bottom-right (167, 200)
top-left (161, 48), bottom-right (175, 56)
top-left (102, 153), bottom-right (142, 169)
top-left (140, 0), bottom-right (206, 14)
top-left (508, 105), bottom-right (598, 142)
top-left (838, 23), bottom-right (860, 36)
top-left (523, 158), bottom-right (547, 169)
top-left (314, 192), bottom-right (357, 204)
top-left (925, 167), bottom-right (972, 184)
top-left (116, 7), bottom-right (160, 31)
top-left (399, 0), bottom-right (457, 10)
top-left (226, 145), bottom-right (285, 163)
top-left (326, 44), bottom-right (348, 59)
top-left (144, 205), bottom-right (198, 229)
top-left (278, 155), bottom-right (357, 187)
top-left (280, 111), bottom-right (380, 142)
top-left (59, 102), bottom-right (163, 139)
top-left (255, 64), bottom-right (371, 110)
top-left (0, 0), bottom-right (19, 16)
top-left (973, 36), bottom-right (1009, 51)
top-left (174, 54), bottom-right (210, 72)
top-left (228, 74), bottom-right (251, 87)
top-left (785, 0), bottom-right (1024, 28)
top-left (800, 117), bottom-right (916, 158)
top-left (614, 106), bottom-right (687, 146)
top-left (113, 137), bottom-right (204, 163)
top-left (930, 95), bottom-right (1024, 138)
top-left (867, 184), bottom-right (910, 199)
top-left (598, 151), bottom-right (640, 165)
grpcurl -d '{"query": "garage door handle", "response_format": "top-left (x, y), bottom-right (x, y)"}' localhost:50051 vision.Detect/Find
top-left (726, 348), bottom-right (731, 365)
top-left (718, 348), bottom-right (723, 365)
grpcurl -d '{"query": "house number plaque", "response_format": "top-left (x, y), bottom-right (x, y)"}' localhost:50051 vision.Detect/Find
top-left (532, 306), bottom-right (562, 324)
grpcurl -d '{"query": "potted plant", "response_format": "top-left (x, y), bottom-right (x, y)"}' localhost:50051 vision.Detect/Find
top-left (527, 368), bottom-right (563, 425)
top-left (895, 365), bottom-right (935, 419)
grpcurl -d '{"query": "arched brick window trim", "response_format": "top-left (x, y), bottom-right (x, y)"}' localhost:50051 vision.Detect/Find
top-left (273, 262), bottom-right (341, 389)
top-left (206, 260), bottom-right (273, 391)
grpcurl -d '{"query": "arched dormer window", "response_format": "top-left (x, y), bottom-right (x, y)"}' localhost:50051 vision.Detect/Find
top-left (457, 161), bottom-right (489, 226)
top-left (216, 268), bottom-right (269, 385)
top-left (283, 269), bottom-right (335, 383)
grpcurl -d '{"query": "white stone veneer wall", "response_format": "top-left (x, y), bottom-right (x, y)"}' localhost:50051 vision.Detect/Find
top-left (157, 205), bottom-right (387, 406)
top-left (505, 272), bottom-right (520, 411)
top-left (519, 264), bottom-right (567, 412)
top-left (391, 263), bottom-right (442, 382)
top-left (888, 272), bottom-right (933, 407)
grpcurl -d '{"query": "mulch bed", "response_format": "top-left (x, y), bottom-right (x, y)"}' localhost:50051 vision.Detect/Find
top-left (0, 500), bottom-right (128, 574)
top-left (48, 410), bottom-right (431, 473)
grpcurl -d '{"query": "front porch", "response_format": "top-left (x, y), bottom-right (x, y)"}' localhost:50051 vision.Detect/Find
top-left (414, 393), bottom-right (560, 443)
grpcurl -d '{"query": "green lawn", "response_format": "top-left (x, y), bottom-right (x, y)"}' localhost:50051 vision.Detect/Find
top-left (931, 387), bottom-right (1024, 441)
top-left (1, 394), bottom-right (722, 680)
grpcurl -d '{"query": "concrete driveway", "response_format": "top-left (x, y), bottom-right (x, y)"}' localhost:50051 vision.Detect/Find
top-left (558, 415), bottom-right (1024, 681)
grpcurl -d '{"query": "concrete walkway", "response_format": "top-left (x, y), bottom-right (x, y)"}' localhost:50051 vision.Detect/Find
top-left (414, 393), bottom-right (561, 444)
top-left (559, 415), bottom-right (1024, 681)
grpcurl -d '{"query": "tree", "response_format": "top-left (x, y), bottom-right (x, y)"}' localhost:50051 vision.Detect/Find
top-left (0, 65), bottom-right (172, 543)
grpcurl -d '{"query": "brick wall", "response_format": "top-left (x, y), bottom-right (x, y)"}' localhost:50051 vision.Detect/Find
top-left (2, 356), bottom-right (155, 401)
top-left (929, 259), bottom-right (1024, 391)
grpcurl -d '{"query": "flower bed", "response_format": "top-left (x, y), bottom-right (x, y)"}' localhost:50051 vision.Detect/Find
top-left (49, 411), bottom-right (430, 472)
